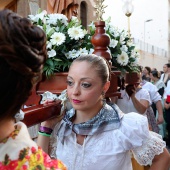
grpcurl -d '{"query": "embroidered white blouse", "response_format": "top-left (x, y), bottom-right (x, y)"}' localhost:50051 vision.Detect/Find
top-left (50, 111), bottom-right (165, 170)
top-left (0, 122), bottom-right (66, 170)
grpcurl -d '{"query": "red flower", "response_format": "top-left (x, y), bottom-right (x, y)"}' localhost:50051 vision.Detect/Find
top-left (21, 165), bottom-right (28, 170)
top-left (42, 151), bottom-right (59, 168)
top-left (36, 153), bottom-right (41, 161)
top-left (31, 147), bottom-right (36, 154)
top-left (0, 160), bottom-right (18, 170)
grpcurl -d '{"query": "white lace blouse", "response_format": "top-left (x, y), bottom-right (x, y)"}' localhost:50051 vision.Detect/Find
top-left (50, 111), bottom-right (165, 170)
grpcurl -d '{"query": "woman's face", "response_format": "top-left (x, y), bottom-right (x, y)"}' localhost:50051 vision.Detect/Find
top-left (163, 64), bottom-right (168, 73)
top-left (150, 73), bottom-right (155, 81)
top-left (143, 68), bottom-right (149, 75)
top-left (67, 61), bottom-right (109, 112)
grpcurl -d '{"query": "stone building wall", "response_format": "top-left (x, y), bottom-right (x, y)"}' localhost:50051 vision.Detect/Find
top-left (77, 0), bottom-right (97, 25)
top-left (17, 0), bottom-right (47, 17)
top-left (16, 0), bottom-right (97, 24)
top-left (139, 51), bottom-right (168, 71)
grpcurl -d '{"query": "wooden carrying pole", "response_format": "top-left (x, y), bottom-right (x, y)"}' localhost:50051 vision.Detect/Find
top-left (22, 101), bottom-right (62, 127)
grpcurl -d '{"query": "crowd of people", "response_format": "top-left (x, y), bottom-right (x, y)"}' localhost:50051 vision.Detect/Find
top-left (0, 8), bottom-right (170, 170)
top-left (117, 63), bottom-right (170, 147)
top-left (142, 64), bottom-right (170, 147)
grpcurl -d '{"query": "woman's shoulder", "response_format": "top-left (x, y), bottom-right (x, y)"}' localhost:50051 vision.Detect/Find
top-left (137, 88), bottom-right (149, 94)
top-left (136, 88), bottom-right (151, 102)
top-left (142, 81), bottom-right (157, 92)
top-left (0, 122), bottom-right (67, 169)
top-left (117, 111), bottom-right (149, 141)
top-left (120, 111), bottom-right (148, 127)
top-left (0, 145), bottom-right (66, 169)
top-left (113, 104), bottom-right (149, 135)
top-left (1, 122), bottom-right (38, 148)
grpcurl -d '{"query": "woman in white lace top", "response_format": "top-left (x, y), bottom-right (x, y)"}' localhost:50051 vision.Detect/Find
top-left (38, 54), bottom-right (170, 170)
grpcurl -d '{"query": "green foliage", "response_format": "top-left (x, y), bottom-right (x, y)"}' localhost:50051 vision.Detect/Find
top-left (28, 11), bottom-right (140, 78)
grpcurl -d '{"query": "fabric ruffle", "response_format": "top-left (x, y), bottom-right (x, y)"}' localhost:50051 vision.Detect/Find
top-left (132, 131), bottom-right (166, 166)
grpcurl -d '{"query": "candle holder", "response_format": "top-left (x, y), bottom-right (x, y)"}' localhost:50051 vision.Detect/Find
top-left (122, 0), bottom-right (134, 39)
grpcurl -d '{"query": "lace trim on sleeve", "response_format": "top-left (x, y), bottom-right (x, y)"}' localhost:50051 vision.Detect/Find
top-left (132, 131), bottom-right (166, 166)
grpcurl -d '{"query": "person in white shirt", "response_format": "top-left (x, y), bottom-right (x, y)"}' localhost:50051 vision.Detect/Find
top-left (150, 70), bottom-right (166, 138)
top-left (117, 71), bottom-right (160, 133)
top-left (141, 79), bottom-right (164, 124)
top-left (38, 54), bottom-right (170, 170)
top-left (160, 63), bottom-right (170, 86)
top-left (150, 70), bottom-right (166, 98)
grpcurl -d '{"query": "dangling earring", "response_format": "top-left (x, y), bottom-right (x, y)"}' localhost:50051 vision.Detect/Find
top-left (101, 91), bottom-right (105, 98)
top-left (101, 91), bottom-right (106, 106)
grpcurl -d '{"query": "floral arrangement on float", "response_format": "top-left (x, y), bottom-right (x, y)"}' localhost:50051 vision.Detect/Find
top-left (28, 11), bottom-right (140, 78)
top-left (88, 17), bottom-right (140, 73)
top-left (28, 10), bottom-right (93, 78)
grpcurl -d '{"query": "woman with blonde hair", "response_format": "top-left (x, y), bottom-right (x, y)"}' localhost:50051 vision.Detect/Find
top-left (38, 54), bottom-right (170, 170)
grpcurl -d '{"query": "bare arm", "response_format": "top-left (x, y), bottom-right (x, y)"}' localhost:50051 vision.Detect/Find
top-left (37, 131), bottom-right (51, 154)
top-left (37, 115), bottom-right (64, 154)
top-left (131, 97), bottom-right (149, 114)
top-left (37, 99), bottom-right (64, 153)
top-left (155, 100), bottom-right (164, 124)
top-left (150, 148), bottom-right (170, 170)
top-left (130, 88), bottom-right (149, 114)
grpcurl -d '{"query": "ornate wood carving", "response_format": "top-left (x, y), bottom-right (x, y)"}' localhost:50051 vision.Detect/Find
top-left (91, 21), bottom-right (121, 98)
top-left (91, 21), bottom-right (111, 63)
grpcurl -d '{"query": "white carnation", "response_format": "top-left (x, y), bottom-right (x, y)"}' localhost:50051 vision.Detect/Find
top-left (79, 48), bottom-right (89, 55)
top-left (120, 45), bottom-right (128, 52)
top-left (117, 51), bottom-right (129, 66)
top-left (28, 10), bottom-right (47, 23)
top-left (46, 41), bottom-right (52, 49)
top-left (88, 22), bottom-right (95, 31)
top-left (50, 32), bottom-right (66, 46)
top-left (109, 39), bottom-right (118, 48)
top-left (47, 49), bottom-right (56, 58)
top-left (70, 16), bottom-right (79, 24)
top-left (65, 49), bottom-right (80, 59)
top-left (88, 48), bottom-right (94, 54)
top-left (68, 26), bottom-right (85, 40)
top-left (47, 13), bottom-right (68, 26)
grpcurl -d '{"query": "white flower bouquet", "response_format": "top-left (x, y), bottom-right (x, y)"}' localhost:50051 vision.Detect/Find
top-left (89, 17), bottom-right (140, 73)
top-left (28, 11), bottom-right (140, 77)
top-left (28, 10), bottom-right (93, 77)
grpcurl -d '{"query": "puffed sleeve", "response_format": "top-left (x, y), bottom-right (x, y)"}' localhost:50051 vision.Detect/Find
top-left (132, 131), bottom-right (166, 166)
top-left (143, 82), bottom-right (161, 103)
top-left (118, 112), bottom-right (166, 166)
